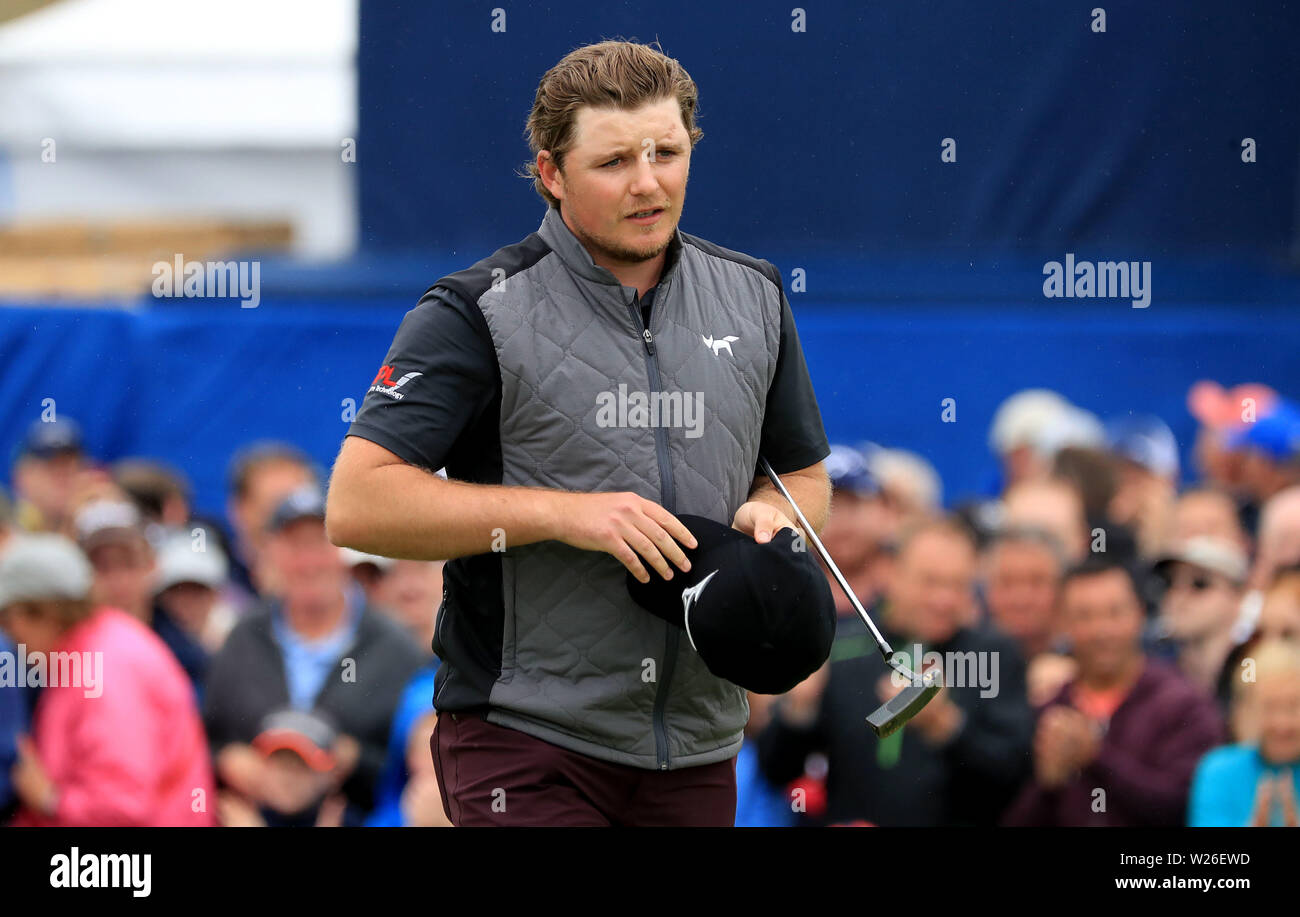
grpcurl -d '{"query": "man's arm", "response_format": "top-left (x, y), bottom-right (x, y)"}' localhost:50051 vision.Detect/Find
top-left (735, 461), bottom-right (830, 539)
top-left (326, 437), bottom-right (697, 584)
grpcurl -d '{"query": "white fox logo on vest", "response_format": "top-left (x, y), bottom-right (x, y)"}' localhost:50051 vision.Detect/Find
top-left (702, 334), bottom-right (739, 357)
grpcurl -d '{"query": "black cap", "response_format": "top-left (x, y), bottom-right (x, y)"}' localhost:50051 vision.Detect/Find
top-left (266, 485), bottom-right (327, 533)
top-left (626, 514), bottom-right (835, 695)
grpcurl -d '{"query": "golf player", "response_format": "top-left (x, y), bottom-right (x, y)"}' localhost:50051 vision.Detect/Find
top-left (326, 39), bottom-right (831, 826)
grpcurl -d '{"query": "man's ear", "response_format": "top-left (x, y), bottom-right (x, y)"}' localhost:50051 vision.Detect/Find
top-left (538, 151), bottom-right (564, 203)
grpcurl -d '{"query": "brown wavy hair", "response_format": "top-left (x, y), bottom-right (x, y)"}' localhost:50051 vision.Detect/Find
top-left (520, 39), bottom-right (704, 209)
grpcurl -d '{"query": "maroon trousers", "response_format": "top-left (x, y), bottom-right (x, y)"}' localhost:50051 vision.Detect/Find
top-left (431, 711), bottom-right (737, 826)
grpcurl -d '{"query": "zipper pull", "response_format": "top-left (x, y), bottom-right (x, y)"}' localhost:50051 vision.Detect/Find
top-left (642, 327), bottom-right (656, 355)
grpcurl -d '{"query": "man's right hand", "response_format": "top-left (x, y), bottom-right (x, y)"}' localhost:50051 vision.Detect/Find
top-left (555, 491), bottom-right (697, 584)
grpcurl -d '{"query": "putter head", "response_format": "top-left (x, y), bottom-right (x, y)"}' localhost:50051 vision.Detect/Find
top-left (866, 666), bottom-right (943, 738)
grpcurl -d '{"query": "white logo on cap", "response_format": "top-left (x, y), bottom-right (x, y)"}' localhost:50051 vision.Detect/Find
top-left (680, 569), bottom-right (718, 652)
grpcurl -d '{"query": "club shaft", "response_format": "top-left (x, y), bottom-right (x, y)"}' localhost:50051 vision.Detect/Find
top-left (758, 456), bottom-right (895, 662)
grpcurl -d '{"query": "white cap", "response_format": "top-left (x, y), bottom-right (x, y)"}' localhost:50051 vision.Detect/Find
top-left (860, 443), bottom-right (942, 511)
top-left (1153, 536), bottom-right (1248, 584)
top-left (989, 389), bottom-right (1072, 455)
top-left (74, 499), bottom-right (144, 548)
top-left (0, 533), bottom-right (94, 609)
top-left (154, 533), bottom-right (229, 593)
top-left (1033, 406), bottom-right (1106, 459)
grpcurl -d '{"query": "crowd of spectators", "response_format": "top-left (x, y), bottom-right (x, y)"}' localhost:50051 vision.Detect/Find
top-left (0, 425), bottom-right (439, 826)
top-left (743, 381), bottom-right (1300, 826)
top-left (2, 377), bottom-right (1299, 826)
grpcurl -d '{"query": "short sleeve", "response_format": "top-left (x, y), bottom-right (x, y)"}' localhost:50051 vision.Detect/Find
top-left (346, 287), bottom-right (497, 472)
top-left (757, 283), bottom-right (831, 475)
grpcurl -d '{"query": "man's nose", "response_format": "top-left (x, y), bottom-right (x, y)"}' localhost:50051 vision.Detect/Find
top-left (629, 155), bottom-right (660, 196)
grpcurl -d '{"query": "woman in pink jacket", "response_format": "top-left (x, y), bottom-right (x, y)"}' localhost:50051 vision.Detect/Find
top-left (0, 534), bottom-right (215, 826)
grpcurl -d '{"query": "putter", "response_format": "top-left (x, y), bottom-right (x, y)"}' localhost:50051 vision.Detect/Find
top-left (759, 456), bottom-right (941, 738)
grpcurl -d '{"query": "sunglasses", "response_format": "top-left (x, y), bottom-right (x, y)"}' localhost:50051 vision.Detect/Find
top-left (1170, 572), bottom-right (1219, 592)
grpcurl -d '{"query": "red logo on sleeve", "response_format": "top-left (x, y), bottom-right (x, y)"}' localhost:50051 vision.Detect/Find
top-left (368, 365), bottom-right (423, 400)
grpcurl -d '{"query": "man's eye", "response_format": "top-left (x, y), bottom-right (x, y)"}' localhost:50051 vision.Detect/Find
top-left (602, 158), bottom-right (621, 168)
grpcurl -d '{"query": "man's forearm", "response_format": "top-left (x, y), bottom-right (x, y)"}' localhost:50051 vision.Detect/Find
top-left (748, 470), bottom-right (831, 535)
top-left (327, 463), bottom-right (573, 561)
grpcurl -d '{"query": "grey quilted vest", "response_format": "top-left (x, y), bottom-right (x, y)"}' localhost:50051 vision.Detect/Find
top-left (437, 206), bottom-right (784, 770)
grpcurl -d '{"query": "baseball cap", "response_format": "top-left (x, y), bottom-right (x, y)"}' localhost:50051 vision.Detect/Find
top-left (1032, 406), bottom-right (1106, 458)
top-left (252, 708), bottom-right (339, 772)
top-left (625, 514), bottom-right (836, 695)
top-left (0, 533), bottom-right (94, 610)
top-left (824, 445), bottom-right (878, 496)
top-left (266, 486), bottom-right (327, 533)
top-left (1107, 415), bottom-right (1180, 478)
top-left (16, 417), bottom-right (84, 461)
top-left (1225, 399), bottom-right (1300, 462)
top-left (1152, 536), bottom-right (1248, 585)
top-left (74, 499), bottom-right (145, 551)
top-left (153, 532), bottom-right (229, 593)
top-left (989, 389), bottom-right (1072, 455)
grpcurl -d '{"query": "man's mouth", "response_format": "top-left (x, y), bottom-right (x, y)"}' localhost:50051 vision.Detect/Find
top-left (626, 207), bottom-right (665, 222)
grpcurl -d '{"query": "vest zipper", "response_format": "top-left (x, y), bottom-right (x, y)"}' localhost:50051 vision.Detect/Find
top-left (630, 291), bottom-right (679, 771)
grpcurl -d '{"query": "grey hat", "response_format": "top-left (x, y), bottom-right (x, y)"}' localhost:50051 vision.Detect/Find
top-left (0, 533), bottom-right (94, 609)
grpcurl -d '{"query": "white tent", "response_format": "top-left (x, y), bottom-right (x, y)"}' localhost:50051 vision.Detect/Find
top-left (0, 0), bottom-right (358, 257)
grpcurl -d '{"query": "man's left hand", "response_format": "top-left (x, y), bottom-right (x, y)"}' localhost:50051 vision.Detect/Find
top-left (731, 501), bottom-right (797, 544)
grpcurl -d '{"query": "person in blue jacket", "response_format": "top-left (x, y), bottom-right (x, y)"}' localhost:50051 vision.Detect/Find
top-left (1190, 639), bottom-right (1300, 826)
top-left (366, 663), bottom-right (440, 826)
top-left (0, 632), bottom-right (30, 819)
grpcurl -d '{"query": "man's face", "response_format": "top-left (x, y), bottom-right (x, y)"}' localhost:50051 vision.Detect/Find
top-left (374, 559), bottom-right (444, 640)
top-left (1257, 589), bottom-right (1300, 642)
top-left (1061, 569), bottom-right (1144, 682)
top-left (1255, 501), bottom-right (1300, 588)
top-left (541, 98), bottom-right (690, 270)
top-left (1158, 561), bottom-right (1240, 641)
top-left (265, 518), bottom-right (346, 608)
top-left (261, 749), bottom-right (333, 815)
top-left (14, 451), bottom-right (84, 526)
top-left (88, 536), bottom-right (155, 618)
top-left (820, 491), bottom-right (875, 575)
top-left (985, 541), bottom-right (1060, 649)
top-left (1173, 491), bottom-right (1244, 548)
top-left (888, 530), bottom-right (976, 644)
top-left (231, 461), bottom-right (315, 559)
top-left (157, 581), bottom-right (218, 636)
top-left (1003, 483), bottom-right (1087, 563)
